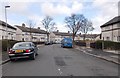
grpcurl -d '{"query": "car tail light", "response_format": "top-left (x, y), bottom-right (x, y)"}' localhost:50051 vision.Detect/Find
top-left (9, 50), bottom-right (15, 54)
top-left (26, 49), bottom-right (31, 53)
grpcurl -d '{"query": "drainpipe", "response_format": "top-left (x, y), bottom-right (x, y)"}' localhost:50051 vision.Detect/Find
top-left (112, 24), bottom-right (113, 41)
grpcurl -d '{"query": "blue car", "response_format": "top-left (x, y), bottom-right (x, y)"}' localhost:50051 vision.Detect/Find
top-left (61, 38), bottom-right (73, 48)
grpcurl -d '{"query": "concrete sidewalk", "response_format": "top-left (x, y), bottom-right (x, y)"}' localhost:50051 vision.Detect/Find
top-left (0, 51), bottom-right (10, 65)
top-left (75, 46), bottom-right (120, 65)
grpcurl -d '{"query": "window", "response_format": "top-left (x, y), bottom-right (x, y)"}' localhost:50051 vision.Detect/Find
top-left (2, 36), bottom-right (4, 39)
top-left (41, 37), bottom-right (45, 39)
top-left (22, 38), bottom-right (24, 41)
top-left (106, 37), bottom-right (110, 40)
top-left (118, 36), bottom-right (120, 41)
top-left (105, 26), bottom-right (110, 30)
top-left (26, 38), bottom-right (28, 41)
top-left (13, 43), bottom-right (31, 49)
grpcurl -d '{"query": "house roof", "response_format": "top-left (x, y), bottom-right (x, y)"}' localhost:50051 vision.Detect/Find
top-left (78, 34), bottom-right (100, 38)
top-left (100, 16), bottom-right (120, 27)
top-left (53, 32), bottom-right (72, 36)
top-left (0, 20), bottom-right (16, 30)
top-left (16, 25), bottom-right (47, 34)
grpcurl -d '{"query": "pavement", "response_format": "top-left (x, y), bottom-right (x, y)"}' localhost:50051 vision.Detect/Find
top-left (2, 44), bottom-right (118, 76)
top-left (1, 44), bottom-right (120, 65)
top-left (75, 46), bottom-right (120, 65)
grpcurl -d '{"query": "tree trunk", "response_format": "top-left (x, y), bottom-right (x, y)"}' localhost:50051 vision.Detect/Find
top-left (72, 33), bottom-right (75, 47)
top-left (83, 34), bottom-right (86, 41)
top-left (47, 33), bottom-right (49, 42)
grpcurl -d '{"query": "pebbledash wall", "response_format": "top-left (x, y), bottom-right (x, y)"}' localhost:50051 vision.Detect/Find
top-left (0, 20), bottom-right (16, 40)
top-left (15, 25), bottom-right (47, 42)
top-left (101, 22), bottom-right (120, 42)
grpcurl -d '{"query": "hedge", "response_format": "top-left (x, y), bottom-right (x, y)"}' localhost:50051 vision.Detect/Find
top-left (1, 40), bottom-right (45, 51)
top-left (75, 40), bottom-right (86, 47)
top-left (90, 40), bottom-right (120, 50)
top-left (1, 40), bottom-right (21, 51)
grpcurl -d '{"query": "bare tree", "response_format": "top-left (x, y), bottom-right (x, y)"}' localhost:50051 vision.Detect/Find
top-left (27, 20), bottom-right (36, 41)
top-left (65, 14), bottom-right (94, 44)
top-left (80, 19), bottom-right (94, 41)
top-left (41, 16), bottom-right (55, 41)
top-left (65, 14), bottom-right (85, 44)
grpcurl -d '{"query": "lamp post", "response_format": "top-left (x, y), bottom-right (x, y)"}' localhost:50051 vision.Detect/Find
top-left (5, 6), bottom-right (10, 52)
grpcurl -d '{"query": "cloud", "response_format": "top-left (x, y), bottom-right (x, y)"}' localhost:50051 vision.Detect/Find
top-left (71, 1), bottom-right (83, 14)
top-left (27, 15), bottom-right (44, 29)
top-left (54, 23), bottom-right (70, 32)
top-left (7, 2), bottom-right (31, 17)
top-left (41, 2), bottom-right (70, 16)
top-left (41, 1), bottom-right (83, 16)
top-left (0, 1), bottom-right (31, 22)
top-left (1, 0), bottom-right (37, 2)
top-left (91, 0), bottom-right (119, 34)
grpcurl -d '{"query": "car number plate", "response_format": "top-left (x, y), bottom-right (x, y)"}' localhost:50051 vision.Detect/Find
top-left (15, 50), bottom-right (23, 53)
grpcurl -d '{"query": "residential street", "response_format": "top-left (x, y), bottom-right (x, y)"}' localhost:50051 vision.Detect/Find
top-left (2, 44), bottom-right (118, 76)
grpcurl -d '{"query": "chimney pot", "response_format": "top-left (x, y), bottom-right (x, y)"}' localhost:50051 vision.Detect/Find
top-left (22, 23), bottom-right (25, 27)
top-left (38, 27), bottom-right (40, 29)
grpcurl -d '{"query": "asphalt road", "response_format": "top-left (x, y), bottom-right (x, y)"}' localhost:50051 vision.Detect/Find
top-left (2, 44), bottom-right (118, 76)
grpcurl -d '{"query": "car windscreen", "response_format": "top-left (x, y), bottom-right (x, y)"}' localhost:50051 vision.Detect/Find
top-left (64, 39), bottom-right (72, 43)
top-left (12, 43), bottom-right (31, 49)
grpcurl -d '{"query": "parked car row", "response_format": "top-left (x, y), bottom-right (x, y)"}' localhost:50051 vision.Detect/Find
top-left (8, 38), bottom-right (73, 61)
top-left (44, 41), bottom-right (53, 45)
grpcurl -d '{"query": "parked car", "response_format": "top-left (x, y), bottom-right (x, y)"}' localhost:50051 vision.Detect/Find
top-left (61, 38), bottom-right (73, 48)
top-left (8, 42), bottom-right (38, 61)
top-left (55, 41), bottom-right (61, 44)
top-left (45, 41), bottom-right (50, 45)
top-left (45, 41), bottom-right (53, 45)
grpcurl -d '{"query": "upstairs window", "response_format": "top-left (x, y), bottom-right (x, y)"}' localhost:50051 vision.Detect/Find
top-left (106, 37), bottom-right (110, 41)
top-left (105, 26), bottom-right (110, 30)
top-left (118, 36), bottom-right (120, 41)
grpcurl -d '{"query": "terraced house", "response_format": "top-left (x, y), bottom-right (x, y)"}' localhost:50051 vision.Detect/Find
top-left (15, 23), bottom-right (47, 42)
top-left (0, 20), bottom-right (16, 40)
top-left (100, 16), bottom-right (120, 42)
top-left (50, 30), bottom-right (72, 43)
top-left (76, 34), bottom-right (100, 41)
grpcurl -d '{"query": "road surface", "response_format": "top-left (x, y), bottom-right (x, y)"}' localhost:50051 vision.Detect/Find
top-left (2, 44), bottom-right (118, 76)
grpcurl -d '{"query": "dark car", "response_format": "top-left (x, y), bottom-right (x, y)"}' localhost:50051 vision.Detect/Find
top-left (45, 41), bottom-right (50, 45)
top-left (8, 42), bottom-right (38, 61)
top-left (45, 41), bottom-right (53, 45)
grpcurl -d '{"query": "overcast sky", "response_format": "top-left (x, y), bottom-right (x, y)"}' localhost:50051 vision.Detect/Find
top-left (0, 0), bottom-right (119, 34)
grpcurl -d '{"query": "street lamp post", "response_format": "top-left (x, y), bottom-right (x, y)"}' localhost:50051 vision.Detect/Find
top-left (5, 6), bottom-right (10, 52)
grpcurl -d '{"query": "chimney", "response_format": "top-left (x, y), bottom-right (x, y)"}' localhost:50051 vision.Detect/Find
top-left (57, 30), bottom-right (59, 32)
top-left (38, 27), bottom-right (40, 29)
top-left (22, 23), bottom-right (25, 27)
top-left (68, 31), bottom-right (70, 33)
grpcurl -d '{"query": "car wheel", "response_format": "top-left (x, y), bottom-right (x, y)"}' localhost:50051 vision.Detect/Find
top-left (36, 53), bottom-right (38, 56)
top-left (30, 53), bottom-right (35, 60)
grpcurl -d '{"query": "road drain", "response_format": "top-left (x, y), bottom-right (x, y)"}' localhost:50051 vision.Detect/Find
top-left (54, 57), bottom-right (66, 66)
